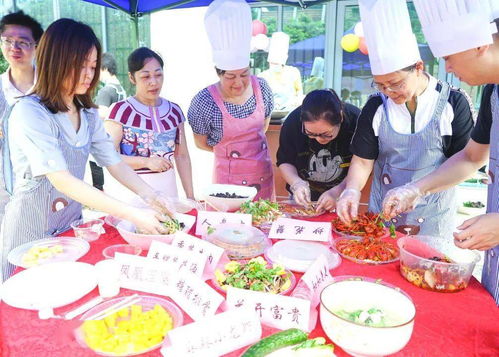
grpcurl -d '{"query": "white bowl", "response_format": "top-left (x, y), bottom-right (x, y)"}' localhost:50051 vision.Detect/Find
top-left (320, 276), bottom-right (415, 357)
top-left (108, 213), bottom-right (195, 250)
top-left (203, 184), bottom-right (257, 212)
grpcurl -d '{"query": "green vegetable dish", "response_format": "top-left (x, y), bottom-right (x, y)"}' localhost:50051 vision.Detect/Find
top-left (214, 257), bottom-right (292, 294)
top-left (162, 218), bottom-right (185, 234)
top-left (238, 199), bottom-right (282, 225)
top-left (334, 307), bottom-right (388, 327)
top-left (463, 201), bottom-right (485, 208)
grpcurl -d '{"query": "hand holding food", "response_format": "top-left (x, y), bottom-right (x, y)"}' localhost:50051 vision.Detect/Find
top-left (336, 188), bottom-right (361, 224)
top-left (127, 207), bottom-right (168, 235)
top-left (141, 191), bottom-right (175, 219)
top-left (316, 187), bottom-right (341, 212)
top-left (290, 179), bottom-right (311, 207)
top-left (453, 213), bottom-right (499, 251)
top-left (146, 156), bottom-right (173, 172)
top-left (382, 183), bottom-right (423, 218)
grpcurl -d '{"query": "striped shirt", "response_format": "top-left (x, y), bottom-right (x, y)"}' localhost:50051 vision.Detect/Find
top-left (106, 96), bottom-right (185, 163)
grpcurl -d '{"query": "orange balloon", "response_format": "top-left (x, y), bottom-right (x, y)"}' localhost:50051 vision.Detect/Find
top-left (359, 37), bottom-right (368, 55)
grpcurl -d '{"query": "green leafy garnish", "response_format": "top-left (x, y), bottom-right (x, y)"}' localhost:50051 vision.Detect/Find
top-left (238, 199), bottom-right (282, 225)
top-left (162, 218), bottom-right (185, 234)
top-left (389, 223), bottom-right (396, 238)
top-left (207, 226), bottom-right (216, 235)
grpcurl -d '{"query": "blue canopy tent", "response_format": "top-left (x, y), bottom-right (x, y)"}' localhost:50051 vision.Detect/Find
top-left (82, 0), bottom-right (333, 46)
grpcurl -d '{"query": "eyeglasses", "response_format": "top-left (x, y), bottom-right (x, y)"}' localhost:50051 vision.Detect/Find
top-left (302, 122), bottom-right (340, 140)
top-left (0, 37), bottom-right (35, 51)
top-left (371, 72), bottom-right (411, 93)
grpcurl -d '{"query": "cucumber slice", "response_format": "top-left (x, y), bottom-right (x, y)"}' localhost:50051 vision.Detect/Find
top-left (242, 328), bottom-right (308, 357)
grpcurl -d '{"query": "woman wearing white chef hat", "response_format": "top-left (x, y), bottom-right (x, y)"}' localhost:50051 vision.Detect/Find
top-left (336, 0), bottom-right (475, 240)
top-left (382, 0), bottom-right (499, 304)
top-left (259, 32), bottom-right (304, 111)
top-left (187, 0), bottom-right (275, 200)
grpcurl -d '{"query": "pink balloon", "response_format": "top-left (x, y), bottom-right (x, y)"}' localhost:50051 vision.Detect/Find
top-left (359, 37), bottom-right (368, 55)
top-left (252, 20), bottom-right (268, 36)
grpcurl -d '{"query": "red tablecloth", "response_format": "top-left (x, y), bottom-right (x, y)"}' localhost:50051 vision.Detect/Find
top-left (1, 214), bottom-right (498, 357)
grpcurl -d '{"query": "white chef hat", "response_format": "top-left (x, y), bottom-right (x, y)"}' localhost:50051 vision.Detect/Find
top-left (204, 0), bottom-right (252, 71)
top-left (413, 0), bottom-right (499, 57)
top-left (359, 0), bottom-right (421, 75)
top-left (267, 32), bottom-right (290, 65)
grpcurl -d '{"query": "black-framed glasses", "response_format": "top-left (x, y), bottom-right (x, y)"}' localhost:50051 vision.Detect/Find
top-left (371, 72), bottom-right (411, 93)
top-left (301, 119), bottom-right (341, 140)
top-left (0, 37), bottom-right (35, 51)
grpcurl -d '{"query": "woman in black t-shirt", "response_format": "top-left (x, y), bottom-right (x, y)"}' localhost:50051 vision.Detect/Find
top-left (277, 89), bottom-right (360, 211)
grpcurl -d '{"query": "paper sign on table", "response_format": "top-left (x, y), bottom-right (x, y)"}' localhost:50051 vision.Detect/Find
top-left (147, 240), bottom-right (208, 277)
top-left (299, 254), bottom-right (333, 308)
top-left (226, 286), bottom-right (311, 331)
top-left (268, 217), bottom-right (332, 242)
top-left (195, 211), bottom-right (252, 235)
top-left (114, 253), bottom-right (224, 321)
top-left (161, 309), bottom-right (261, 357)
top-left (172, 231), bottom-right (225, 273)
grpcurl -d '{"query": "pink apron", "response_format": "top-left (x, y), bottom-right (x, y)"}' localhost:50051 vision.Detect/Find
top-left (208, 76), bottom-right (274, 200)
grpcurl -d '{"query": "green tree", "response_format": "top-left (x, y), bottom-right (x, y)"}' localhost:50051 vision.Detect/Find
top-left (284, 14), bottom-right (325, 44)
top-left (0, 52), bottom-right (8, 74)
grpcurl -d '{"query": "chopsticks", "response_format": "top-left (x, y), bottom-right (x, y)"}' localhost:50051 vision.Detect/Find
top-left (83, 294), bottom-right (141, 321)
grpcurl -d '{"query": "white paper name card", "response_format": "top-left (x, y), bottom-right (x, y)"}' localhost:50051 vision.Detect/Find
top-left (226, 287), bottom-right (311, 331)
top-left (147, 240), bottom-right (207, 277)
top-left (299, 254), bottom-right (333, 308)
top-left (269, 217), bottom-right (331, 242)
top-left (161, 309), bottom-right (261, 357)
top-left (172, 231), bottom-right (224, 273)
top-left (195, 211), bottom-right (252, 235)
top-left (115, 253), bottom-right (224, 321)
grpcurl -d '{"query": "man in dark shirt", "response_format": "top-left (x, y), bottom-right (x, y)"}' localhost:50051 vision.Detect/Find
top-left (91, 53), bottom-right (126, 190)
top-left (277, 89), bottom-right (360, 211)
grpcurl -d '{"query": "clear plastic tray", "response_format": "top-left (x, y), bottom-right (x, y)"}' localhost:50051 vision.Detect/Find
top-left (8, 237), bottom-right (90, 268)
top-left (74, 295), bottom-right (183, 356)
top-left (205, 224), bottom-right (271, 259)
top-left (265, 240), bottom-right (341, 273)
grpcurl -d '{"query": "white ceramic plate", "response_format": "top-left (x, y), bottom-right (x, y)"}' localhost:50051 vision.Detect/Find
top-left (1, 261), bottom-right (97, 310)
top-left (265, 240), bottom-right (341, 273)
top-left (8, 237), bottom-right (90, 268)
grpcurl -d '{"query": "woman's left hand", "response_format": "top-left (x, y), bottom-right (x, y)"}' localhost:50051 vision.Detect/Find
top-left (453, 213), bottom-right (499, 251)
top-left (316, 186), bottom-right (342, 212)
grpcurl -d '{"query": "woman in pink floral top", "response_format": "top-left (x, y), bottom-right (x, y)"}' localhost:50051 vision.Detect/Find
top-left (104, 48), bottom-right (194, 202)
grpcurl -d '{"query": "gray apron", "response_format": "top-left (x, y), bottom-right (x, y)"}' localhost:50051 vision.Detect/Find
top-left (0, 77), bottom-right (11, 221)
top-left (1, 98), bottom-right (95, 280)
top-left (483, 85), bottom-right (499, 304)
top-left (369, 82), bottom-right (456, 240)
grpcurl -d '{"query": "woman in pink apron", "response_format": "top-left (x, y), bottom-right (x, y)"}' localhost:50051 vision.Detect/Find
top-left (104, 47), bottom-right (194, 204)
top-left (188, 0), bottom-right (274, 200)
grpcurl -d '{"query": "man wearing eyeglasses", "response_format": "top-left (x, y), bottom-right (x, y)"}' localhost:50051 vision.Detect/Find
top-left (0, 11), bottom-right (43, 219)
top-left (336, 0), bottom-right (475, 241)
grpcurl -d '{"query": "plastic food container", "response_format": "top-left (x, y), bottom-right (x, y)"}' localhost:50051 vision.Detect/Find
top-left (203, 184), bottom-right (257, 212)
top-left (398, 235), bottom-right (480, 292)
top-left (212, 261), bottom-right (296, 296)
top-left (102, 244), bottom-right (142, 259)
top-left (71, 218), bottom-right (105, 242)
top-left (320, 276), bottom-right (416, 357)
top-left (265, 240), bottom-right (341, 273)
top-left (74, 295), bottom-right (183, 356)
top-left (204, 224), bottom-right (270, 259)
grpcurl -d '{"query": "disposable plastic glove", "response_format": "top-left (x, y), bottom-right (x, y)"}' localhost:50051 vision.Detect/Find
top-left (382, 184), bottom-right (423, 219)
top-left (336, 188), bottom-right (361, 224)
top-left (290, 179), bottom-right (311, 207)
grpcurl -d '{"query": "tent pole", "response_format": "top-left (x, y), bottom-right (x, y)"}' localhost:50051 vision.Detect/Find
top-left (132, 15), bottom-right (139, 48)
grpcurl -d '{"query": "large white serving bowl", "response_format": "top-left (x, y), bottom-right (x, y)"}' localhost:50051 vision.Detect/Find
top-left (203, 184), bottom-right (257, 212)
top-left (320, 276), bottom-right (416, 357)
